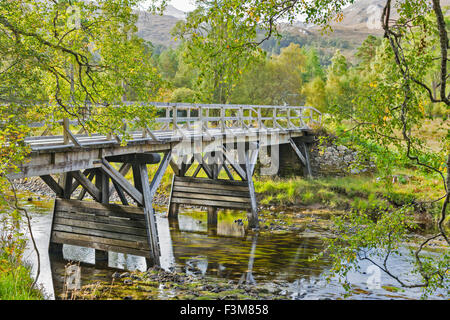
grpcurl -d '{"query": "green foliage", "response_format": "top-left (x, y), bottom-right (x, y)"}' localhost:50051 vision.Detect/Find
top-left (171, 87), bottom-right (199, 103)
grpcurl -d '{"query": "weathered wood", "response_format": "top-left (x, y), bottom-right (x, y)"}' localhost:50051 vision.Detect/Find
top-left (172, 185), bottom-right (249, 198)
top-left (60, 172), bottom-right (73, 199)
top-left (52, 232), bottom-right (151, 258)
top-left (77, 171), bottom-right (95, 200)
top-left (175, 176), bottom-right (248, 187)
top-left (105, 153), bottom-right (161, 164)
top-left (289, 138), bottom-right (307, 166)
top-left (167, 175), bottom-right (177, 218)
top-left (71, 170), bottom-right (101, 202)
top-left (222, 147), bottom-right (247, 180)
top-left (171, 197), bottom-right (252, 209)
top-left (53, 224), bottom-right (148, 243)
top-left (54, 217), bottom-right (146, 236)
top-left (132, 164), bottom-right (143, 193)
top-left (301, 142), bottom-right (313, 178)
top-left (193, 154), bottom-right (213, 179)
top-left (50, 199), bottom-right (151, 258)
top-left (70, 169), bottom-right (93, 194)
top-left (172, 192), bottom-right (250, 203)
top-left (55, 211), bottom-right (145, 229)
top-left (140, 162), bottom-right (161, 266)
top-left (108, 163), bottom-right (132, 195)
top-left (148, 151), bottom-right (172, 200)
top-left (245, 151), bottom-right (259, 229)
top-left (174, 180), bottom-right (249, 192)
top-left (56, 199), bottom-right (145, 219)
top-left (222, 163), bottom-right (235, 180)
top-left (101, 159), bottom-right (144, 206)
top-left (40, 175), bottom-right (63, 197)
top-left (112, 181), bottom-right (129, 205)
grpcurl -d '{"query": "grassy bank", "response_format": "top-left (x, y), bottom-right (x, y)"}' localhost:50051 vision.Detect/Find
top-left (254, 170), bottom-right (447, 226)
top-left (0, 253), bottom-right (42, 300)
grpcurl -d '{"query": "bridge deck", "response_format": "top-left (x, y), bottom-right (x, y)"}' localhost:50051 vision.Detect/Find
top-left (12, 103), bottom-right (321, 179)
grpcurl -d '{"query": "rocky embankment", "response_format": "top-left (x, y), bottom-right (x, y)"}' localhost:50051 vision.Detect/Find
top-left (309, 131), bottom-right (376, 177)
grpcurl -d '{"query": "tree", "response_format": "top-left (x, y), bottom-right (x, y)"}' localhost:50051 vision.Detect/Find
top-left (0, 0), bottom-right (164, 289)
top-left (171, 5), bottom-right (263, 103)
top-left (230, 43), bottom-right (307, 106)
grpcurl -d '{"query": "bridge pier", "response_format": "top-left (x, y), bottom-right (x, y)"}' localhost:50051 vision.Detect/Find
top-left (42, 152), bottom-right (170, 268)
top-left (278, 135), bottom-right (314, 178)
top-left (167, 144), bottom-right (260, 230)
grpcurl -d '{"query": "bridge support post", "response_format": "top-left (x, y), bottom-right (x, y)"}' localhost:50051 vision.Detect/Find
top-left (167, 143), bottom-right (260, 230)
top-left (94, 169), bottom-right (110, 267)
top-left (207, 206), bottom-right (218, 235)
top-left (245, 145), bottom-right (260, 229)
top-left (43, 152), bottom-right (168, 269)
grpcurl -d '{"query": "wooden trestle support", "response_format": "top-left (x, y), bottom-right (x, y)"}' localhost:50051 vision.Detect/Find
top-left (167, 143), bottom-right (260, 230)
top-left (43, 151), bottom-right (171, 268)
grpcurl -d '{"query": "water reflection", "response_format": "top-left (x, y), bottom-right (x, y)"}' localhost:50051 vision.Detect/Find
top-left (19, 199), bottom-right (447, 300)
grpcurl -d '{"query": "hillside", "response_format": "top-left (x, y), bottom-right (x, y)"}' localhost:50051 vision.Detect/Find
top-left (135, 1), bottom-right (449, 62)
top-left (135, 5), bottom-right (184, 47)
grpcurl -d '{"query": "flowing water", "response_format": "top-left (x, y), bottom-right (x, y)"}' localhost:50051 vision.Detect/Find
top-left (12, 195), bottom-right (449, 300)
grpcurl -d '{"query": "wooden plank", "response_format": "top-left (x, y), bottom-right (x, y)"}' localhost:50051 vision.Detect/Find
top-left (245, 151), bottom-right (259, 228)
top-left (193, 154), bottom-right (213, 179)
top-left (70, 169), bottom-right (93, 194)
top-left (108, 163), bottom-right (132, 195)
top-left (77, 171), bottom-right (95, 200)
top-left (172, 192), bottom-right (250, 203)
top-left (101, 159), bottom-right (144, 206)
top-left (71, 170), bottom-right (101, 202)
top-left (175, 176), bottom-right (248, 187)
top-left (140, 151), bottom-right (170, 265)
top-left (53, 217), bottom-right (148, 237)
top-left (173, 186), bottom-right (250, 198)
top-left (174, 180), bottom-right (249, 192)
top-left (51, 232), bottom-right (150, 258)
top-left (53, 224), bottom-right (148, 243)
top-left (112, 180), bottom-right (129, 206)
top-left (301, 142), bottom-right (313, 178)
top-left (289, 138), bottom-right (307, 166)
top-left (55, 199), bottom-right (145, 218)
top-left (148, 151), bottom-right (172, 200)
top-left (40, 175), bottom-right (63, 197)
top-left (222, 147), bottom-right (247, 180)
top-left (171, 197), bottom-right (252, 209)
top-left (105, 153), bottom-right (161, 164)
top-left (60, 172), bottom-right (73, 199)
top-left (55, 211), bottom-right (146, 229)
top-left (51, 231), bottom-right (149, 250)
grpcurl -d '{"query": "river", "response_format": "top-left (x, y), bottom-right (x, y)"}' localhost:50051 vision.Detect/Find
top-left (15, 195), bottom-right (448, 300)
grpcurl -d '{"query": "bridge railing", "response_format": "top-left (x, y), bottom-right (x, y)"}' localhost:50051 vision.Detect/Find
top-left (25, 103), bottom-right (322, 148)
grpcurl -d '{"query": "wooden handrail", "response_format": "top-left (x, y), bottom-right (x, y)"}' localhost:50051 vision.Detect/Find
top-left (24, 102), bottom-right (322, 147)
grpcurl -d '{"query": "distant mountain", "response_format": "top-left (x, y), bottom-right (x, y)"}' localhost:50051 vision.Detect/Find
top-left (135, 5), bottom-right (185, 47)
top-left (330, 0), bottom-right (450, 33)
top-left (134, 1), bottom-right (450, 60)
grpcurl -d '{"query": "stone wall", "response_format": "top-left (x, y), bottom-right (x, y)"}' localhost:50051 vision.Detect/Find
top-left (276, 131), bottom-right (375, 178)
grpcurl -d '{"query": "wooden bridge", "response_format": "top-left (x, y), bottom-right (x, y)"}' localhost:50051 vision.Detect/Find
top-left (10, 102), bottom-right (321, 267)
